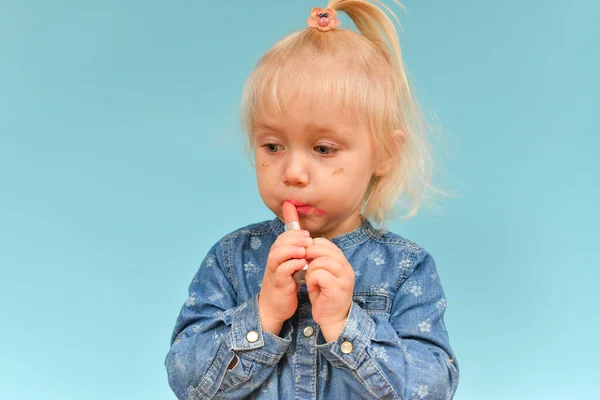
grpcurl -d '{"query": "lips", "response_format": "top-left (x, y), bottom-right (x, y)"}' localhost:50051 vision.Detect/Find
top-left (284, 199), bottom-right (326, 217)
top-left (286, 199), bottom-right (310, 207)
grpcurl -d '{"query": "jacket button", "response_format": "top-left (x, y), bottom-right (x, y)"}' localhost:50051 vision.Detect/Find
top-left (303, 326), bottom-right (314, 337)
top-left (246, 330), bottom-right (259, 343)
top-left (340, 341), bottom-right (353, 354)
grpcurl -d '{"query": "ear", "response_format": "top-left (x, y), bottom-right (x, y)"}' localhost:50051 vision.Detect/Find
top-left (373, 130), bottom-right (405, 176)
top-left (394, 129), bottom-right (406, 144)
top-left (373, 161), bottom-right (390, 177)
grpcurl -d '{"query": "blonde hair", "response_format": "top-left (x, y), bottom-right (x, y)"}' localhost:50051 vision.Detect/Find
top-left (241, 0), bottom-right (449, 231)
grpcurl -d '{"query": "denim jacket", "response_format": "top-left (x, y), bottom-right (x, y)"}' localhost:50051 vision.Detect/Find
top-left (165, 217), bottom-right (459, 399)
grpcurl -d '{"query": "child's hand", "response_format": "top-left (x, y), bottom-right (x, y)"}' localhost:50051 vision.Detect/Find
top-left (305, 238), bottom-right (355, 342)
top-left (258, 229), bottom-right (312, 335)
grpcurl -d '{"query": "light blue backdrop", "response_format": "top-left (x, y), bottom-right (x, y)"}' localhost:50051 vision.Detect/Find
top-left (1, 1), bottom-right (598, 399)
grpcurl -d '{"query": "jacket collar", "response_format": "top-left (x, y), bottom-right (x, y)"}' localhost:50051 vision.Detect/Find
top-left (269, 216), bottom-right (377, 250)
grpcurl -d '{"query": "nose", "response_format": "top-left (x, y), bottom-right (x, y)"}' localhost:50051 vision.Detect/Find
top-left (282, 151), bottom-right (309, 187)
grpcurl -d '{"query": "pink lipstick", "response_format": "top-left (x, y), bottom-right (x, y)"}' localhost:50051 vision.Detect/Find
top-left (282, 201), bottom-right (309, 284)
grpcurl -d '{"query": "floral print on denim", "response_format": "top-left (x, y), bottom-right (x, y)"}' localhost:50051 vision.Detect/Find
top-left (165, 217), bottom-right (459, 399)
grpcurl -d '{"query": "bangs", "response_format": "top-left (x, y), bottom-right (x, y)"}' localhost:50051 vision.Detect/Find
top-left (242, 30), bottom-right (399, 142)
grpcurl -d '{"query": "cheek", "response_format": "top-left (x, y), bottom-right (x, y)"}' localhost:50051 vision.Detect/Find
top-left (329, 165), bottom-right (366, 182)
top-left (326, 164), bottom-right (372, 195)
top-left (256, 162), bottom-right (277, 189)
top-left (331, 167), bottom-right (344, 176)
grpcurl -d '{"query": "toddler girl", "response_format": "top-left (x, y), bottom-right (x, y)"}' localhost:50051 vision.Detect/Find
top-left (166, 1), bottom-right (459, 398)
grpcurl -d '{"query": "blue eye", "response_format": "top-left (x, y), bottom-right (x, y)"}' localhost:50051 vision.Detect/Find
top-left (263, 144), bottom-right (281, 153)
top-left (315, 145), bottom-right (337, 155)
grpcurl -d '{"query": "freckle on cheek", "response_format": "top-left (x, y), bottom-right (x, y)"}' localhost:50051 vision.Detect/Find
top-left (331, 167), bottom-right (344, 176)
top-left (262, 163), bottom-right (268, 167)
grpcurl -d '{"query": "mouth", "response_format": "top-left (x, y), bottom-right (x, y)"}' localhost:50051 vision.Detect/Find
top-left (286, 199), bottom-right (309, 207)
top-left (284, 199), bottom-right (326, 217)
top-left (296, 205), bottom-right (322, 216)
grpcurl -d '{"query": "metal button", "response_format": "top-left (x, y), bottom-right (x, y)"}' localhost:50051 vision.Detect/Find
top-left (449, 358), bottom-right (454, 364)
top-left (303, 326), bottom-right (314, 337)
top-left (246, 330), bottom-right (259, 343)
top-left (340, 341), bottom-right (353, 354)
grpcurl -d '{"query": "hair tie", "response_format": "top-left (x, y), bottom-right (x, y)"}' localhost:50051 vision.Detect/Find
top-left (307, 7), bottom-right (340, 32)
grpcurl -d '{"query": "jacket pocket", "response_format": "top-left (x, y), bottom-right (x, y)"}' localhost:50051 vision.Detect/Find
top-left (218, 352), bottom-right (253, 394)
top-left (352, 292), bottom-right (391, 314)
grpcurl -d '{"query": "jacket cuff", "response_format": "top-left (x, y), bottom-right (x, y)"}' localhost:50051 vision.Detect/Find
top-left (228, 294), bottom-right (293, 365)
top-left (316, 301), bottom-right (375, 370)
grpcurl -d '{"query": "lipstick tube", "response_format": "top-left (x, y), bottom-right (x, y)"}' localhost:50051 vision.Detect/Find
top-left (283, 201), bottom-right (309, 284)
top-left (284, 220), bottom-right (309, 284)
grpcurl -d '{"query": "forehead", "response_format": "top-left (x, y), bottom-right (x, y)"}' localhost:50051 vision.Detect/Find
top-left (254, 92), bottom-right (364, 140)
top-left (246, 50), bottom-right (383, 144)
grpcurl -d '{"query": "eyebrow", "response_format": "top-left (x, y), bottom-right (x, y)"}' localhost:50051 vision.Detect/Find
top-left (254, 123), bottom-right (282, 133)
top-left (255, 122), bottom-right (351, 141)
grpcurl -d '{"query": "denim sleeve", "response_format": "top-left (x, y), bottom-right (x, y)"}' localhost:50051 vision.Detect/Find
top-left (317, 249), bottom-right (460, 399)
top-left (165, 240), bottom-right (293, 400)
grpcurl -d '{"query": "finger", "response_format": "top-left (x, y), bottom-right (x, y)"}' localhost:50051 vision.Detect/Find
top-left (276, 258), bottom-right (308, 277)
top-left (317, 237), bottom-right (346, 254)
top-left (307, 286), bottom-right (320, 304)
top-left (267, 245), bottom-right (308, 272)
top-left (273, 258), bottom-right (307, 287)
top-left (305, 268), bottom-right (337, 293)
top-left (305, 240), bottom-right (342, 261)
top-left (307, 256), bottom-right (349, 280)
top-left (275, 230), bottom-right (312, 247)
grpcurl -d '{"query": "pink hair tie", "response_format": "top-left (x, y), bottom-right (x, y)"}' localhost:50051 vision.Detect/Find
top-left (307, 7), bottom-right (340, 32)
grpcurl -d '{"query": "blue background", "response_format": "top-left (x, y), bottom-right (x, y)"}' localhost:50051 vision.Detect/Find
top-left (1, 1), bottom-right (598, 399)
